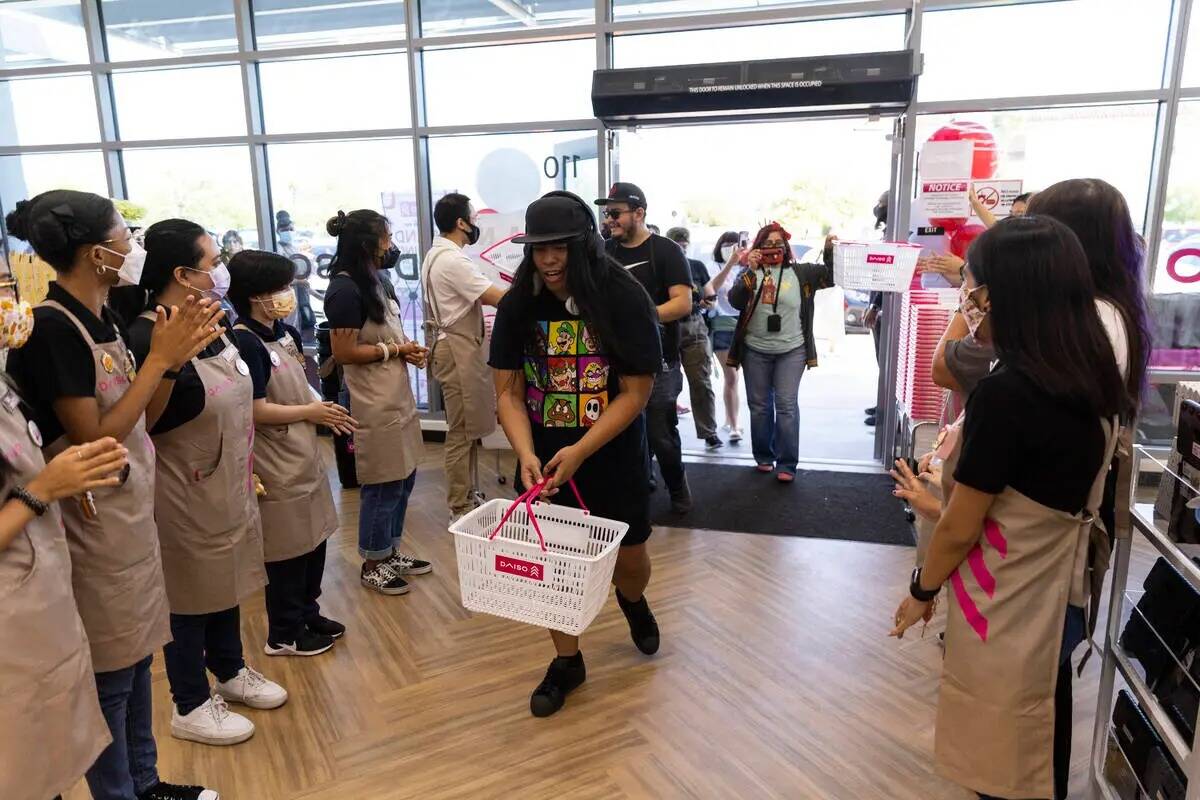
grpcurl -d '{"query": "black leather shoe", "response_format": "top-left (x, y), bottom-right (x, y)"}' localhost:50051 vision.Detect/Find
top-left (530, 653), bottom-right (586, 718)
top-left (616, 590), bottom-right (660, 655)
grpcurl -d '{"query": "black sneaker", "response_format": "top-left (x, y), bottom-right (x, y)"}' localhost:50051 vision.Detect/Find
top-left (360, 561), bottom-right (410, 595)
top-left (264, 628), bottom-right (335, 657)
top-left (137, 781), bottom-right (219, 800)
top-left (704, 435), bottom-right (724, 451)
top-left (865, 416), bottom-right (877, 427)
top-left (305, 615), bottom-right (346, 639)
top-left (616, 589), bottom-right (660, 655)
top-left (865, 406), bottom-right (877, 416)
top-left (386, 551), bottom-right (433, 576)
top-left (529, 652), bottom-right (586, 718)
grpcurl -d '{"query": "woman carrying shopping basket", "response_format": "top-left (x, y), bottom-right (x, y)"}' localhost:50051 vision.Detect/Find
top-left (489, 191), bottom-right (663, 717)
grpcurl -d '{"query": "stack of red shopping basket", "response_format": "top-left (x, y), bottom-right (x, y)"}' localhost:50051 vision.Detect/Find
top-left (896, 273), bottom-right (958, 423)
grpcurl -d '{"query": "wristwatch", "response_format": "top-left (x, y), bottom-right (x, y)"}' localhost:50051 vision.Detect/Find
top-left (909, 567), bottom-right (940, 602)
top-left (9, 485), bottom-right (48, 516)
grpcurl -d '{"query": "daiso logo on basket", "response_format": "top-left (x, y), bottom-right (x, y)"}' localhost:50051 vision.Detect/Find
top-left (866, 253), bottom-right (895, 265)
top-left (495, 554), bottom-right (544, 581)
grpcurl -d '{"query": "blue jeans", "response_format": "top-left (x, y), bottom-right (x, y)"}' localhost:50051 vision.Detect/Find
top-left (741, 345), bottom-right (807, 473)
top-left (86, 655), bottom-right (160, 800)
top-left (359, 470), bottom-right (417, 560)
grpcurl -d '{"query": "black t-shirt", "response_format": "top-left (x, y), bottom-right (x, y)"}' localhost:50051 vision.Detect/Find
top-left (128, 314), bottom-right (231, 436)
top-left (233, 318), bottom-right (304, 401)
top-left (488, 280), bottom-right (661, 526)
top-left (954, 365), bottom-right (1106, 514)
top-left (605, 234), bottom-right (693, 363)
top-left (687, 257), bottom-right (711, 316)
top-left (324, 273), bottom-right (399, 330)
top-left (6, 282), bottom-right (128, 445)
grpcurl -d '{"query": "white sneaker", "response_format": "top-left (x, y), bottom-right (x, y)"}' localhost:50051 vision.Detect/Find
top-left (214, 666), bottom-right (288, 710)
top-left (170, 696), bottom-right (254, 746)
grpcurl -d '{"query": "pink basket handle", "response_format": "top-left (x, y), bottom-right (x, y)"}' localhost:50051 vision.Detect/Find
top-left (488, 477), bottom-right (590, 553)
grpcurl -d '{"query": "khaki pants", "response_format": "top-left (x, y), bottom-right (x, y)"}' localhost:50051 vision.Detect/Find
top-left (434, 344), bottom-right (479, 517)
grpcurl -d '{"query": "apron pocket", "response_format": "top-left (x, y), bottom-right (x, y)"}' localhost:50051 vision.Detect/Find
top-left (184, 439), bottom-right (244, 535)
top-left (0, 530), bottom-right (36, 601)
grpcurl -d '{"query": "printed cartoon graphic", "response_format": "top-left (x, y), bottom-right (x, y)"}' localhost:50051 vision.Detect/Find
top-left (578, 357), bottom-right (608, 393)
top-left (523, 358), bottom-right (547, 391)
top-left (548, 321), bottom-right (577, 355)
top-left (580, 393), bottom-right (607, 427)
top-left (544, 395), bottom-right (577, 427)
top-left (526, 388), bottom-right (545, 425)
top-left (547, 357), bottom-right (576, 392)
top-left (578, 324), bottom-right (599, 355)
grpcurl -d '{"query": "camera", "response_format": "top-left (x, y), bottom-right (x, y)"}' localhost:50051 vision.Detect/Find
top-left (760, 247), bottom-right (785, 266)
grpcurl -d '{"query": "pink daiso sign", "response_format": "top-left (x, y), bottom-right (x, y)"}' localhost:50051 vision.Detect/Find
top-left (866, 253), bottom-right (895, 265)
top-left (922, 181), bottom-right (969, 193)
top-left (495, 555), bottom-right (544, 581)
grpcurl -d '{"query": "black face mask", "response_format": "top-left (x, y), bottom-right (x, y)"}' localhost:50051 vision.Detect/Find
top-left (380, 244), bottom-right (400, 271)
top-left (463, 220), bottom-right (481, 246)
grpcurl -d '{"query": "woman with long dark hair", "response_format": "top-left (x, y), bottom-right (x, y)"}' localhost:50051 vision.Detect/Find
top-left (727, 222), bottom-right (834, 482)
top-left (891, 216), bottom-right (1127, 800)
top-left (5, 190), bottom-right (223, 800)
top-left (706, 231), bottom-right (747, 442)
top-left (129, 220), bottom-right (287, 747)
top-left (489, 191), bottom-right (662, 718)
top-left (324, 209), bottom-right (431, 596)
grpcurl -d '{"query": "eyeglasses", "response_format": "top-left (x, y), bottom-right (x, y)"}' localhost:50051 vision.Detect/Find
top-left (603, 208), bottom-right (632, 220)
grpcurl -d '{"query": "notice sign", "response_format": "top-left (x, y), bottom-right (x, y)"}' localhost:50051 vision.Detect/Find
top-left (919, 140), bottom-right (973, 218)
top-left (971, 179), bottom-right (1024, 220)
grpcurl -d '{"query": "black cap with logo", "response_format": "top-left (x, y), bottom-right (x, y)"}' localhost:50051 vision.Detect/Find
top-left (511, 195), bottom-right (593, 245)
top-left (595, 182), bottom-right (647, 209)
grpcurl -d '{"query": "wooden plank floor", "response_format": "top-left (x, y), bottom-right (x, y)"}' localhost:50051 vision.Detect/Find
top-left (64, 443), bottom-right (1112, 799)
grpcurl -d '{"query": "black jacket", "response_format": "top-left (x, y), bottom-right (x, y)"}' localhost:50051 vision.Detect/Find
top-left (727, 251), bottom-right (834, 369)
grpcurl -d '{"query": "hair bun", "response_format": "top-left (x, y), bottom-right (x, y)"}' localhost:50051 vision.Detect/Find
top-left (325, 210), bottom-right (347, 237)
top-left (3, 199), bottom-right (32, 241)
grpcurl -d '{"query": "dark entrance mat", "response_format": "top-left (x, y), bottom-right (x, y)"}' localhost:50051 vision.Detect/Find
top-left (652, 462), bottom-right (915, 546)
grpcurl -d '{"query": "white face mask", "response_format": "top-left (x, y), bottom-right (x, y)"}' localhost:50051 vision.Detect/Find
top-left (720, 245), bottom-right (735, 262)
top-left (184, 263), bottom-right (231, 301)
top-left (96, 241), bottom-right (147, 287)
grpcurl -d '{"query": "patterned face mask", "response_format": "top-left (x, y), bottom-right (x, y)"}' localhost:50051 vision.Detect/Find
top-left (0, 297), bottom-right (34, 350)
top-left (958, 282), bottom-right (988, 337)
top-left (255, 287), bottom-right (297, 319)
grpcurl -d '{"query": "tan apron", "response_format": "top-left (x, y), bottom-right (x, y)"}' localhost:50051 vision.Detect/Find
top-left (39, 300), bottom-right (172, 673)
top-left (424, 251), bottom-right (496, 440)
top-left (934, 419), bottom-right (1118, 799)
top-left (142, 314), bottom-right (265, 615)
top-left (340, 293), bottom-right (424, 486)
top-left (0, 386), bottom-right (111, 800)
top-left (234, 323), bottom-right (336, 562)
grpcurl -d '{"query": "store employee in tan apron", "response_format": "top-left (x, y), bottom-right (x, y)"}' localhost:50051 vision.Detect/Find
top-left (422, 193), bottom-right (505, 522)
top-left (890, 217), bottom-right (1135, 800)
top-left (229, 250), bottom-right (354, 656)
top-left (324, 209), bottom-right (433, 596)
top-left (6, 191), bottom-right (223, 800)
top-left (0, 280), bottom-right (126, 800)
top-left (131, 219), bottom-right (287, 749)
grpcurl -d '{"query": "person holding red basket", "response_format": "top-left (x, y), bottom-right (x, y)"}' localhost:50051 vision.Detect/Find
top-left (489, 191), bottom-right (663, 718)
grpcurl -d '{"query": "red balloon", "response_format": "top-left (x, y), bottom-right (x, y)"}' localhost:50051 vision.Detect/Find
top-left (928, 216), bottom-right (966, 235)
top-left (949, 224), bottom-right (987, 259)
top-left (928, 121), bottom-right (998, 180)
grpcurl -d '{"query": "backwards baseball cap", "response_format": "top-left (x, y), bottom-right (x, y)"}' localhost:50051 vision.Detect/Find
top-left (595, 182), bottom-right (647, 209)
top-left (511, 194), bottom-right (593, 245)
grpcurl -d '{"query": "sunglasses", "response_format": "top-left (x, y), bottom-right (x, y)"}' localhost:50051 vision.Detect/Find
top-left (603, 208), bottom-right (633, 220)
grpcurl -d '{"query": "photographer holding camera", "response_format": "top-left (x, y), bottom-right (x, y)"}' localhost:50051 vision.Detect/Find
top-left (728, 222), bottom-right (835, 483)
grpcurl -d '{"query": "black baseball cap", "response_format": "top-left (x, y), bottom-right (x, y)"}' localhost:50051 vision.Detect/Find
top-left (595, 182), bottom-right (647, 209)
top-left (512, 195), bottom-right (592, 245)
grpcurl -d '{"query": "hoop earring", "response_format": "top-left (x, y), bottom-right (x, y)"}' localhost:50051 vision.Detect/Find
top-left (532, 273), bottom-right (544, 295)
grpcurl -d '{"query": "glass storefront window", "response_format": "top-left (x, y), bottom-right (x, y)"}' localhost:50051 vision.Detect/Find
top-left (253, 0), bottom-right (405, 51)
top-left (122, 146), bottom-right (255, 234)
top-left (614, 14), bottom-right (904, 68)
top-left (1, 151), bottom-right (110, 254)
top-left (111, 65), bottom-right (246, 140)
top-left (0, 75), bottom-right (100, 146)
top-left (0, 0), bottom-right (90, 69)
top-left (423, 39), bottom-right (594, 126)
top-left (915, 105), bottom-right (1158, 229)
top-left (614, 0), bottom-right (822, 19)
top-left (259, 53), bottom-right (410, 134)
top-left (265, 138), bottom-right (426, 405)
top-left (100, 0), bottom-right (239, 61)
top-left (921, 1), bottom-right (1172, 101)
top-left (419, 0), bottom-right (594, 37)
top-left (1183, 5), bottom-right (1200, 87)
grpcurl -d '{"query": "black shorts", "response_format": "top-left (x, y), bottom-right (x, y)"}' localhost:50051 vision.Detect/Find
top-left (513, 467), bottom-right (652, 548)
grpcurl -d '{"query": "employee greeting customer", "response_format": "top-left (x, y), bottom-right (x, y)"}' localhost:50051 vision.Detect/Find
top-left (6, 190), bottom-right (222, 800)
top-left (325, 209), bottom-right (432, 596)
top-left (421, 193), bottom-right (506, 523)
top-left (728, 224), bottom-right (835, 482)
top-left (132, 220), bottom-right (287, 747)
top-left (229, 250), bottom-right (352, 656)
top-left (891, 216), bottom-right (1129, 800)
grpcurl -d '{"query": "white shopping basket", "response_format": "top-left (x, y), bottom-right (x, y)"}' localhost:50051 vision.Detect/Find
top-left (833, 241), bottom-right (922, 292)
top-left (450, 479), bottom-right (628, 635)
